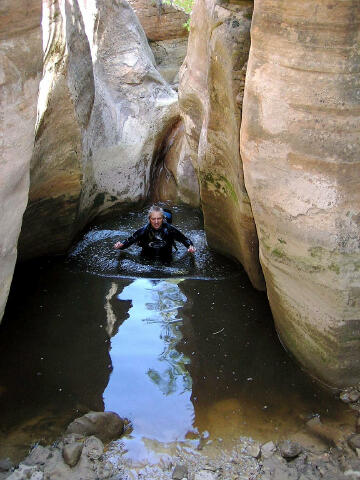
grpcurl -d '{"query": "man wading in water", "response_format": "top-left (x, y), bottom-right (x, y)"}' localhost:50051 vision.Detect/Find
top-left (114, 205), bottom-right (196, 263)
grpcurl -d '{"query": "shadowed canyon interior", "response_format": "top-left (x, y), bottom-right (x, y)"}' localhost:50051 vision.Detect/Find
top-left (0, 0), bottom-right (359, 467)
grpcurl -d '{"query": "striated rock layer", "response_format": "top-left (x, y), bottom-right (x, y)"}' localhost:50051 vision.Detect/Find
top-left (0, 0), bottom-right (42, 320)
top-left (179, 0), bottom-right (264, 290)
top-left (241, 0), bottom-right (360, 387)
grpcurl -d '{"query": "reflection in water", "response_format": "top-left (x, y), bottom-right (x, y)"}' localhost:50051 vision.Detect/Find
top-left (104, 278), bottom-right (195, 463)
top-left (0, 206), bottom-right (354, 465)
top-left (0, 261), bottom-right (115, 462)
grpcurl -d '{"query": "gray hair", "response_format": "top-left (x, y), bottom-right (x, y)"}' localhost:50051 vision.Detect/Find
top-left (148, 205), bottom-right (164, 219)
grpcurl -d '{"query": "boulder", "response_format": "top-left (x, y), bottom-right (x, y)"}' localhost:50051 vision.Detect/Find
top-left (62, 442), bottom-right (83, 468)
top-left (178, 0), bottom-right (264, 290)
top-left (246, 443), bottom-right (261, 459)
top-left (240, 0), bottom-right (360, 387)
top-left (65, 411), bottom-right (124, 442)
top-left (348, 435), bottom-right (360, 452)
top-left (261, 441), bottom-right (277, 459)
top-left (0, 0), bottom-right (42, 322)
top-left (278, 440), bottom-right (303, 459)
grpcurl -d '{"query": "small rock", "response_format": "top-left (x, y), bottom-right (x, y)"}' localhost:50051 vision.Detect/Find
top-left (0, 458), bottom-right (13, 472)
top-left (278, 440), bottom-right (303, 459)
top-left (29, 472), bottom-right (43, 480)
top-left (246, 443), bottom-right (261, 459)
top-left (349, 390), bottom-right (360, 403)
top-left (97, 460), bottom-right (115, 478)
top-left (172, 463), bottom-right (188, 479)
top-left (83, 436), bottom-right (103, 461)
top-left (194, 470), bottom-right (216, 480)
top-left (6, 464), bottom-right (38, 480)
top-left (348, 434), bottom-right (360, 451)
top-left (23, 446), bottom-right (51, 466)
top-left (62, 442), bottom-right (83, 467)
top-left (66, 411), bottom-right (124, 442)
top-left (356, 417), bottom-right (360, 434)
top-left (340, 389), bottom-right (360, 404)
top-left (340, 392), bottom-right (352, 403)
top-left (261, 441), bottom-right (276, 459)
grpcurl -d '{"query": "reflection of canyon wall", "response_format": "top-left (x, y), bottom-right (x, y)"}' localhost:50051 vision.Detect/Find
top-left (178, 0), bottom-right (264, 290)
top-left (240, 0), bottom-right (360, 387)
top-left (0, 0), bottom-right (42, 320)
top-left (19, 0), bottom-right (180, 260)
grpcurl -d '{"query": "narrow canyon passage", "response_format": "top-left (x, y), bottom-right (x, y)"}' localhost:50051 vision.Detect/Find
top-left (0, 206), bottom-right (353, 465)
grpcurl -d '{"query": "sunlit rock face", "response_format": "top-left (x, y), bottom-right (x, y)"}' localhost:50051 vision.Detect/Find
top-left (241, 0), bottom-right (360, 387)
top-left (178, 0), bottom-right (264, 290)
top-left (128, 0), bottom-right (189, 87)
top-left (19, 0), bottom-right (179, 260)
top-left (79, 0), bottom-right (178, 215)
top-left (0, 0), bottom-right (42, 320)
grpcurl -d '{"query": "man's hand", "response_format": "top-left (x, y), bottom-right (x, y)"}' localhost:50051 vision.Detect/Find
top-left (114, 242), bottom-right (124, 249)
top-left (188, 245), bottom-right (196, 253)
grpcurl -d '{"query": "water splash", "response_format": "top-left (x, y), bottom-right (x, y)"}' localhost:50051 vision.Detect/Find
top-left (67, 206), bottom-right (239, 279)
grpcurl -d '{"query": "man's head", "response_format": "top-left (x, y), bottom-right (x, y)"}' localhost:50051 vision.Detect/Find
top-left (148, 205), bottom-right (164, 230)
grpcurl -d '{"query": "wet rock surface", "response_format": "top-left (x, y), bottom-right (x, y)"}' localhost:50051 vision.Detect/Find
top-left (65, 411), bottom-right (125, 442)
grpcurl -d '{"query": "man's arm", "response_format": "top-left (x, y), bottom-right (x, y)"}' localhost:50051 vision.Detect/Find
top-left (170, 225), bottom-right (196, 253)
top-left (114, 227), bottom-right (146, 250)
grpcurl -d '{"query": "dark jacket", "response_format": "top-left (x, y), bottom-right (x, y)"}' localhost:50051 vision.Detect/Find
top-left (119, 222), bottom-right (193, 258)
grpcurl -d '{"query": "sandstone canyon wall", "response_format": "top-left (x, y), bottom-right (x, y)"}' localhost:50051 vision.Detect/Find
top-left (128, 0), bottom-right (189, 88)
top-left (241, 0), bottom-right (360, 387)
top-left (178, 0), bottom-right (264, 290)
top-left (0, 0), bottom-right (42, 320)
top-left (19, 0), bottom-right (182, 260)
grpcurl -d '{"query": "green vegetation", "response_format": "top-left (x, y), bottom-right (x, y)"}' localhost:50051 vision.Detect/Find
top-left (163, 0), bottom-right (194, 30)
top-left (201, 172), bottom-right (238, 203)
top-left (328, 262), bottom-right (340, 275)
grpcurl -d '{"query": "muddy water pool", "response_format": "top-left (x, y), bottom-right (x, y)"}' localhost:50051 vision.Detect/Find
top-left (0, 206), bottom-right (354, 465)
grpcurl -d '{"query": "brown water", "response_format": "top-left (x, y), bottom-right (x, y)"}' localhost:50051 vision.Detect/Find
top-left (0, 206), bottom-right (354, 465)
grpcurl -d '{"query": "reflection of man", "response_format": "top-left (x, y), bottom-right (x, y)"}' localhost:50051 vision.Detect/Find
top-left (114, 205), bottom-right (196, 261)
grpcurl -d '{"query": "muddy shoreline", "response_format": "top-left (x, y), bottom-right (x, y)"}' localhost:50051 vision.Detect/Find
top-left (2, 406), bottom-right (360, 480)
